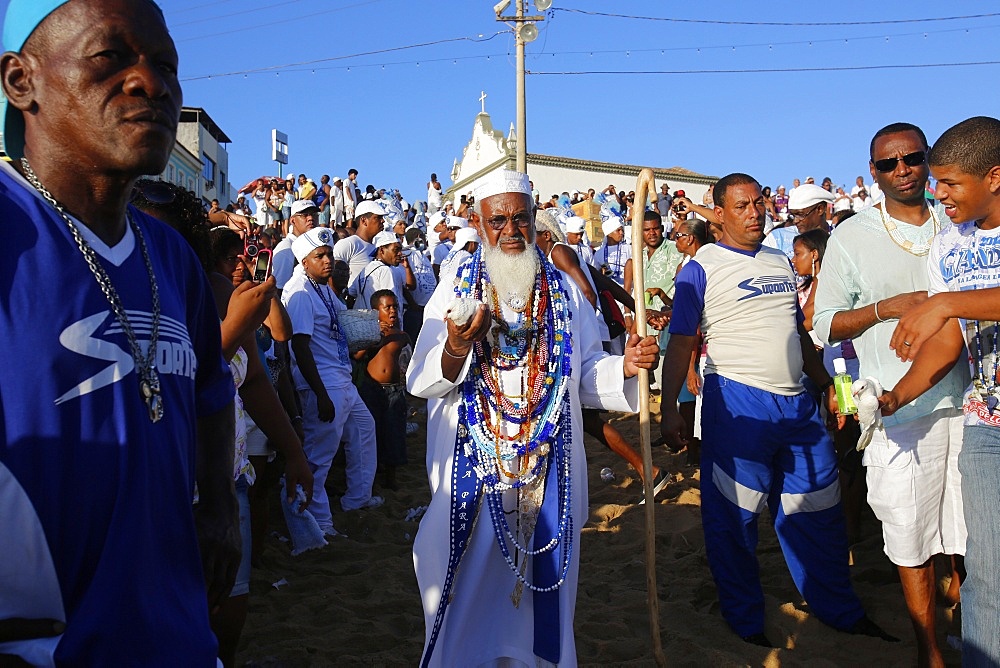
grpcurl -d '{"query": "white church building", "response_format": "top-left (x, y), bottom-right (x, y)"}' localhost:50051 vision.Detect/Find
top-left (447, 104), bottom-right (717, 228)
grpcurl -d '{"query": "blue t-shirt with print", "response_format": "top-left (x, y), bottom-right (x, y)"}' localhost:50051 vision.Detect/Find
top-left (0, 165), bottom-right (234, 665)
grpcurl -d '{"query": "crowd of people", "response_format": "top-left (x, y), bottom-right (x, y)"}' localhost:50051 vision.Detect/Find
top-left (4, 1), bottom-right (1000, 667)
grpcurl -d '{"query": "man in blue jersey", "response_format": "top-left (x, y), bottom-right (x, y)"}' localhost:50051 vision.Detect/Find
top-left (0, 1), bottom-right (238, 665)
top-left (659, 173), bottom-right (895, 647)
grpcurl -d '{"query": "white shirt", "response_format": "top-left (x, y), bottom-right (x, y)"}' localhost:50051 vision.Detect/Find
top-left (352, 259), bottom-right (402, 312)
top-left (282, 278), bottom-right (352, 390)
top-left (271, 233), bottom-right (298, 290)
top-left (333, 235), bottom-right (375, 288)
top-left (813, 202), bottom-right (967, 426)
top-left (405, 248), bottom-right (437, 307)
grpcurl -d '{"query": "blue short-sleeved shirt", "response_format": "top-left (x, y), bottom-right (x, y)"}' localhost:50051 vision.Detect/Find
top-left (0, 163), bottom-right (234, 665)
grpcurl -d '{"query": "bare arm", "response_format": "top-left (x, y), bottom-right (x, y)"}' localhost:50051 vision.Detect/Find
top-left (880, 319), bottom-right (965, 414)
top-left (550, 245), bottom-right (598, 308)
top-left (659, 333), bottom-right (699, 449)
top-left (194, 403), bottom-right (239, 612)
top-left (798, 321), bottom-right (840, 429)
top-left (237, 330), bottom-right (313, 508)
top-left (264, 296), bottom-right (293, 342)
top-left (291, 333), bottom-right (334, 422)
top-left (675, 196), bottom-right (719, 224)
top-left (890, 287), bottom-right (1000, 362)
top-left (828, 290), bottom-right (927, 341)
top-left (588, 263), bottom-right (636, 312)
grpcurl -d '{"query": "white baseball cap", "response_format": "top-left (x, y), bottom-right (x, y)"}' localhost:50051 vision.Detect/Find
top-left (355, 200), bottom-right (388, 218)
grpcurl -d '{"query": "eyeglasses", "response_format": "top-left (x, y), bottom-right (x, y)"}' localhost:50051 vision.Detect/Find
top-left (788, 203), bottom-right (824, 219)
top-left (873, 150), bottom-right (926, 173)
top-left (674, 232), bottom-right (692, 239)
top-left (485, 213), bottom-right (532, 230)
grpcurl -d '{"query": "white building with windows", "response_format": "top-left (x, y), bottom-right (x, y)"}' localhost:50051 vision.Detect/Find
top-left (175, 106), bottom-right (233, 206)
top-left (161, 140), bottom-right (201, 196)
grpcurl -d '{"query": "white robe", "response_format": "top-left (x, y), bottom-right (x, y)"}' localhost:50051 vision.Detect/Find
top-left (406, 259), bottom-right (639, 667)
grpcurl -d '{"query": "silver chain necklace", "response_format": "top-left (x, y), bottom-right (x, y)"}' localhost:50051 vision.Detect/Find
top-left (20, 157), bottom-right (164, 423)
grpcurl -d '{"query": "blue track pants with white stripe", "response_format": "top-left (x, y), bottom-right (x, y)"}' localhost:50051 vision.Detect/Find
top-left (700, 374), bottom-right (865, 637)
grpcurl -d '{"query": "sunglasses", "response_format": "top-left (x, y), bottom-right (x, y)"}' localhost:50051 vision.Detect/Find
top-left (873, 150), bottom-right (926, 173)
top-left (485, 213), bottom-right (532, 230)
top-left (131, 180), bottom-right (178, 205)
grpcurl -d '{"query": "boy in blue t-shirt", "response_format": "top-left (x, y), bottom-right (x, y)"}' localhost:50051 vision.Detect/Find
top-left (879, 116), bottom-right (1000, 667)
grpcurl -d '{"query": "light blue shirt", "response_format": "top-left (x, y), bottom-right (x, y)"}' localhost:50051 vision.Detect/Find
top-left (813, 202), bottom-right (968, 426)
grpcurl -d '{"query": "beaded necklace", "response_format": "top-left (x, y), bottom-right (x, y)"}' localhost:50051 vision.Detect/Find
top-left (877, 202), bottom-right (940, 256)
top-left (453, 246), bottom-right (574, 591)
top-left (308, 277), bottom-right (349, 361)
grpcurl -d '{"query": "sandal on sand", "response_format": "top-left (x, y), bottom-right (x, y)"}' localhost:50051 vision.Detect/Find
top-left (638, 470), bottom-right (671, 505)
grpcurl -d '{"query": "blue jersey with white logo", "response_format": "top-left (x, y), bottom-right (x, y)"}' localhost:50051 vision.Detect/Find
top-left (670, 243), bottom-right (804, 395)
top-left (0, 165), bottom-right (234, 665)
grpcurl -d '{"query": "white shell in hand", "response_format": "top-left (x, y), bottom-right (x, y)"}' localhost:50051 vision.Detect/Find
top-left (444, 298), bottom-right (482, 327)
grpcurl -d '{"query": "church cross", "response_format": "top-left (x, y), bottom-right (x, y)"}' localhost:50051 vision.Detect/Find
top-left (479, 90), bottom-right (488, 113)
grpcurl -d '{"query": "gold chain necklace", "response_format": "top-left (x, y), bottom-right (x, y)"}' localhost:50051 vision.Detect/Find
top-left (877, 202), bottom-right (939, 256)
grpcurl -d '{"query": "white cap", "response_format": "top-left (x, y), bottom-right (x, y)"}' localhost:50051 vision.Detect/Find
top-left (372, 230), bottom-right (399, 249)
top-left (454, 228), bottom-right (480, 249)
top-left (290, 199), bottom-right (319, 216)
top-left (429, 211), bottom-right (447, 227)
top-left (564, 217), bottom-right (586, 234)
top-left (833, 357), bottom-right (848, 375)
top-left (788, 183), bottom-right (835, 210)
top-left (473, 169), bottom-right (531, 202)
top-left (602, 218), bottom-right (623, 236)
top-left (292, 227), bottom-right (334, 262)
top-left (447, 215), bottom-right (469, 229)
top-left (355, 200), bottom-right (388, 218)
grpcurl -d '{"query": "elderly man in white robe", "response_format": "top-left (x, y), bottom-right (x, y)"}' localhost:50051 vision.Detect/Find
top-left (406, 170), bottom-right (660, 667)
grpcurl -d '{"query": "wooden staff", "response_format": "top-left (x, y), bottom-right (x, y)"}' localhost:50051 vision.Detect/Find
top-left (629, 167), bottom-right (667, 666)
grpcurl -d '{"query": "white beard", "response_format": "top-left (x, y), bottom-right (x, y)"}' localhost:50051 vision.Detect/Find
top-left (481, 240), bottom-right (539, 309)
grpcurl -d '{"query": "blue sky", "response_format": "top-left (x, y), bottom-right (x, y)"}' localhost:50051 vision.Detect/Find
top-left (5, 1), bottom-right (1000, 201)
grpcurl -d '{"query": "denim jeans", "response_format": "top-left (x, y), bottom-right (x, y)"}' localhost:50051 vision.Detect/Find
top-left (959, 424), bottom-right (1000, 667)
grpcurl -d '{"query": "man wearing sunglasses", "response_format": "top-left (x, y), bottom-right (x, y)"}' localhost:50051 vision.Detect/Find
top-left (813, 122), bottom-right (969, 667)
top-left (0, 0), bottom-right (238, 663)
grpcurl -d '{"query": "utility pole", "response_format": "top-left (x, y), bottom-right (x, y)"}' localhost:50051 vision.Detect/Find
top-left (495, 0), bottom-right (547, 174)
top-left (515, 0), bottom-right (527, 172)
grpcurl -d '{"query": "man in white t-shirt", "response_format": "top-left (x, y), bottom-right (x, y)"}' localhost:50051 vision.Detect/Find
top-left (333, 200), bottom-right (385, 289)
top-left (432, 215), bottom-right (466, 277)
top-left (343, 169), bottom-right (359, 222)
top-left (272, 199), bottom-right (318, 294)
top-left (660, 173), bottom-right (895, 647)
top-left (564, 216), bottom-right (595, 267)
top-left (425, 211), bottom-right (448, 262)
top-left (351, 231), bottom-right (415, 314)
top-left (876, 116), bottom-right (1000, 667)
top-left (282, 228), bottom-right (383, 531)
top-left (850, 175), bottom-right (866, 197)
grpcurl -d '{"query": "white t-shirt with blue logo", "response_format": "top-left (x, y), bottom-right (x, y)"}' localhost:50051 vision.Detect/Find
top-left (927, 221), bottom-right (1000, 427)
top-left (670, 243), bottom-right (804, 395)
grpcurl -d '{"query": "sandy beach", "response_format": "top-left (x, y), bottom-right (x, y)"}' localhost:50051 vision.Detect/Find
top-left (238, 400), bottom-right (961, 667)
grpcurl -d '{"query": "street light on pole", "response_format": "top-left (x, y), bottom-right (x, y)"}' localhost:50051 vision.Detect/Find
top-left (495, 0), bottom-right (548, 173)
